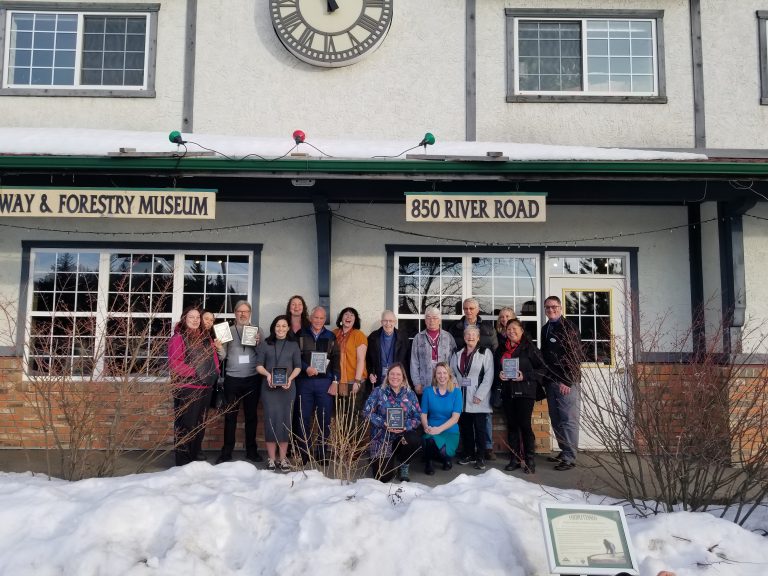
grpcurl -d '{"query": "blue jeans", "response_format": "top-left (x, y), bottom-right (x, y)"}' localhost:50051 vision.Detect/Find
top-left (546, 381), bottom-right (580, 463)
top-left (295, 377), bottom-right (334, 461)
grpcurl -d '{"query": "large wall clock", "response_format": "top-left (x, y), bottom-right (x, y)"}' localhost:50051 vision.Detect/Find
top-left (270, 0), bottom-right (393, 68)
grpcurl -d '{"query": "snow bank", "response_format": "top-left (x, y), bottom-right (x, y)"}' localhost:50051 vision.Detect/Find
top-left (0, 464), bottom-right (765, 575)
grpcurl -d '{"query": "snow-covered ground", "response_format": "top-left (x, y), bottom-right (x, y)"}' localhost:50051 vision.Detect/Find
top-left (0, 127), bottom-right (707, 161)
top-left (0, 463), bottom-right (765, 576)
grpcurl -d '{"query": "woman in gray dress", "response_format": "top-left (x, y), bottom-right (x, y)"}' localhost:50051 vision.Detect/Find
top-left (256, 314), bottom-right (301, 472)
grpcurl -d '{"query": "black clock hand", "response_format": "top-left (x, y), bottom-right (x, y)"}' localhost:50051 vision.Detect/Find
top-left (327, 0), bottom-right (339, 12)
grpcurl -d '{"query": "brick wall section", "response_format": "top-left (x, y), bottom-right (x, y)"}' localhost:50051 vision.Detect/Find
top-left (0, 353), bottom-right (554, 455)
top-left (634, 362), bottom-right (767, 465)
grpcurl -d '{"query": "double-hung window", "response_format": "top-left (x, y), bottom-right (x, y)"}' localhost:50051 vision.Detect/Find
top-left (1, 3), bottom-right (158, 96)
top-left (24, 244), bottom-right (259, 379)
top-left (506, 9), bottom-right (666, 103)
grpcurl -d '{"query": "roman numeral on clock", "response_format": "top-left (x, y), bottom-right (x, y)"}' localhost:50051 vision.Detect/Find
top-left (357, 14), bottom-right (380, 33)
top-left (281, 11), bottom-right (302, 33)
top-left (297, 27), bottom-right (315, 48)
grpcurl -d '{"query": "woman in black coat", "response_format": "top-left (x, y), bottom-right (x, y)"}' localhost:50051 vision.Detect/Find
top-left (495, 319), bottom-right (546, 474)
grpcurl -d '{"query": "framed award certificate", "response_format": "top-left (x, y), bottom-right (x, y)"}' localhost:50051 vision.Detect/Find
top-left (540, 503), bottom-right (639, 575)
top-left (502, 358), bottom-right (520, 379)
top-left (213, 322), bottom-right (233, 343)
top-left (386, 407), bottom-right (405, 429)
top-left (272, 367), bottom-right (288, 386)
top-left (241, 325), bottom-right (259, 346)
top-left (310, 352), bottom-right (327, 374)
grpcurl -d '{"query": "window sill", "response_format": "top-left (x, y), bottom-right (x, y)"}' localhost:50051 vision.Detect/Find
top-left (1, 88), bottom-right (156, 98)
top-left (506, 95), bottom-right (668, 104)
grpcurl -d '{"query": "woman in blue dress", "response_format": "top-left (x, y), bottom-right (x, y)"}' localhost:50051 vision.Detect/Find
top-left (420, 361), bottom-right (463, 474)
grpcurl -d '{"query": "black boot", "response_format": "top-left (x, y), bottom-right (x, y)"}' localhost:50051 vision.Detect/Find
top-left (524, 456), bottom-right (536, 474)
top-left (424, 441), bottom-right (435, 475)
top-left (504, 457), bottom-right (522, 472)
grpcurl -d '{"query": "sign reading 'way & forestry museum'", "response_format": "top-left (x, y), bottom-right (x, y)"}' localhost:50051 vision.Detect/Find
top-left (0, 188), bottom-right (216, 219)
top-left (405, 192), bottom-right (547, 223)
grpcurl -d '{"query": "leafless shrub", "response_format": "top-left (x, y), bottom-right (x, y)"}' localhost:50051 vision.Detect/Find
top-left (577, 313), bottom-right (768, 526)
top-left (291, 393), bottom-right (372, 484)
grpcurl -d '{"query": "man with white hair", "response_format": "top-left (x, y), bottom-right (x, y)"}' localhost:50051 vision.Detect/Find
top-left (366, 310), bottom-right (409, 397)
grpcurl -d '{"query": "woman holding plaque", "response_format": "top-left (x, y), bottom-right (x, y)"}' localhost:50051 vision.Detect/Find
top-left (495, 319), bottom-right (546, 474)
top-left (332, 307), bottom-right (368, 397)
top-left (256, 315), bottom-right (302, 472)
top-left (420, 362), bottom-right (462, 474)
top-left (362, 362), bottom-right (422, 482)
top-left (168, 306), bottom-right (221, 466)
top-left (450, 325), bottom-right (494, 471)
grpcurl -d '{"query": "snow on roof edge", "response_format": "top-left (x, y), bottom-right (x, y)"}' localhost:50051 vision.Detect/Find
top-left (0, 127), bottom-right (708, 162)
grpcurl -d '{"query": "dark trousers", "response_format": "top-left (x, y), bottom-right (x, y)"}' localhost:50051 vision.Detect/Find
top-left (459, 412), bottom-right (488, 460)
top-left (221, 374), bottom-right (260, 457)
top-left (372, 429), bottom-right (423, 482)
top-left (173, 386), bottom-right (210, 466)
top-left (295, 377), bottom-right (334, 460)
top-left (503, 396), bottom-right (536, 463)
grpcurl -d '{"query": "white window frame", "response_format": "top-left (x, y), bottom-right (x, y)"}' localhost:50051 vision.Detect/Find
top-left (0, 3), bottom-right (158, 97)
top-left (506, 9), bottom-right (667, 104)
top-left (24, 248), bottom-right (254, 381)
top-left (758, 11), bottom-right (768, 105)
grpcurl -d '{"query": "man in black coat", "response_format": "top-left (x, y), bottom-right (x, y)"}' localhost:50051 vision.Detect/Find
top-left (541, 295), bottom-right (582, 471)
top-left (366, 310), bottom-right (409, 397)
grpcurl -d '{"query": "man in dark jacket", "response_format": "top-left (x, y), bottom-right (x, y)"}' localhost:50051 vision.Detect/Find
top-left (449, 297), bottom-right (498, 460)
top-left (295, 306), bottom-right (341, 463)
top-left (541, 295), bottom-right (582, 471)
top-left (366, 310), bottom-right (409, 396)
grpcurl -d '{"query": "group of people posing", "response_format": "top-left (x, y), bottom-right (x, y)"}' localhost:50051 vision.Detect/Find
top-left (168, 295), bottom-right (582, 481)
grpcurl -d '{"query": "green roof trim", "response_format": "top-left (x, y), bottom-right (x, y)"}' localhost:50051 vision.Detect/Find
top-left (1, 155), bottom-right (767, 177)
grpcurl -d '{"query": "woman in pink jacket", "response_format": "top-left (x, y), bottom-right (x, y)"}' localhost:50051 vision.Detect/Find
top-left (168, 306), bottom-right (220, 465)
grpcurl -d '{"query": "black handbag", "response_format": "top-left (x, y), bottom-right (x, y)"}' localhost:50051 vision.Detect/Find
top-left (490, 385), bottom-right (503, 409)
top-left (210, 360), bottom-right (226, 410)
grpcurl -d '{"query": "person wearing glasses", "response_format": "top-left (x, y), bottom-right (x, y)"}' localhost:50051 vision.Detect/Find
top-left (541, 295), bottom-right (583, 471)
top-left (216, 300), bottom-right (264, 465)
top-left (365, 310), bottom-right (409, 398)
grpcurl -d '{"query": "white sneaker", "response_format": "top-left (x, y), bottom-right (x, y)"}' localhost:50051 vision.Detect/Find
top-left (267, 459), bottom-right (276, 471)
top-left (278, 459), bottom-right (291, 472)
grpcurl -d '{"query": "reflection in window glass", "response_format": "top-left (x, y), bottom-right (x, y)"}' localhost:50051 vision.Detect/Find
top-left (549, 256), bottom-right (625, 276)
top-left (564, 289), bottom-right (612, 364)
top-left (27, 249), bottom-right (253, 378)
top-left (395, 253), bottom-right (539, 335)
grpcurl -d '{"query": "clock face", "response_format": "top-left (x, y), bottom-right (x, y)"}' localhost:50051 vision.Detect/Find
top-left (270, 0), bottom-right (393, 68)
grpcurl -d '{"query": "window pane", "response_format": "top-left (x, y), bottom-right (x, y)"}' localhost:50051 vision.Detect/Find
top-left (12, 31), bottom-right (33, 49)
top-left (33, 31), bottom-right (54, 49)
top-left (517, 20), bottom-right (582, 93)
top-left (610, 75), bottom-right (632, 92)
top-left (54, 50), bottom-right (76, 68)
top-left (632, 57), bottom-right (653, 75)
top-left (631, 75), bottom-right (653, 92)
top-left (610, 39), bottom-right (630, 56)
top-left (587, 39), bottom-right (608, 56)
top-left (57, 32), bottom-right (76, 50)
